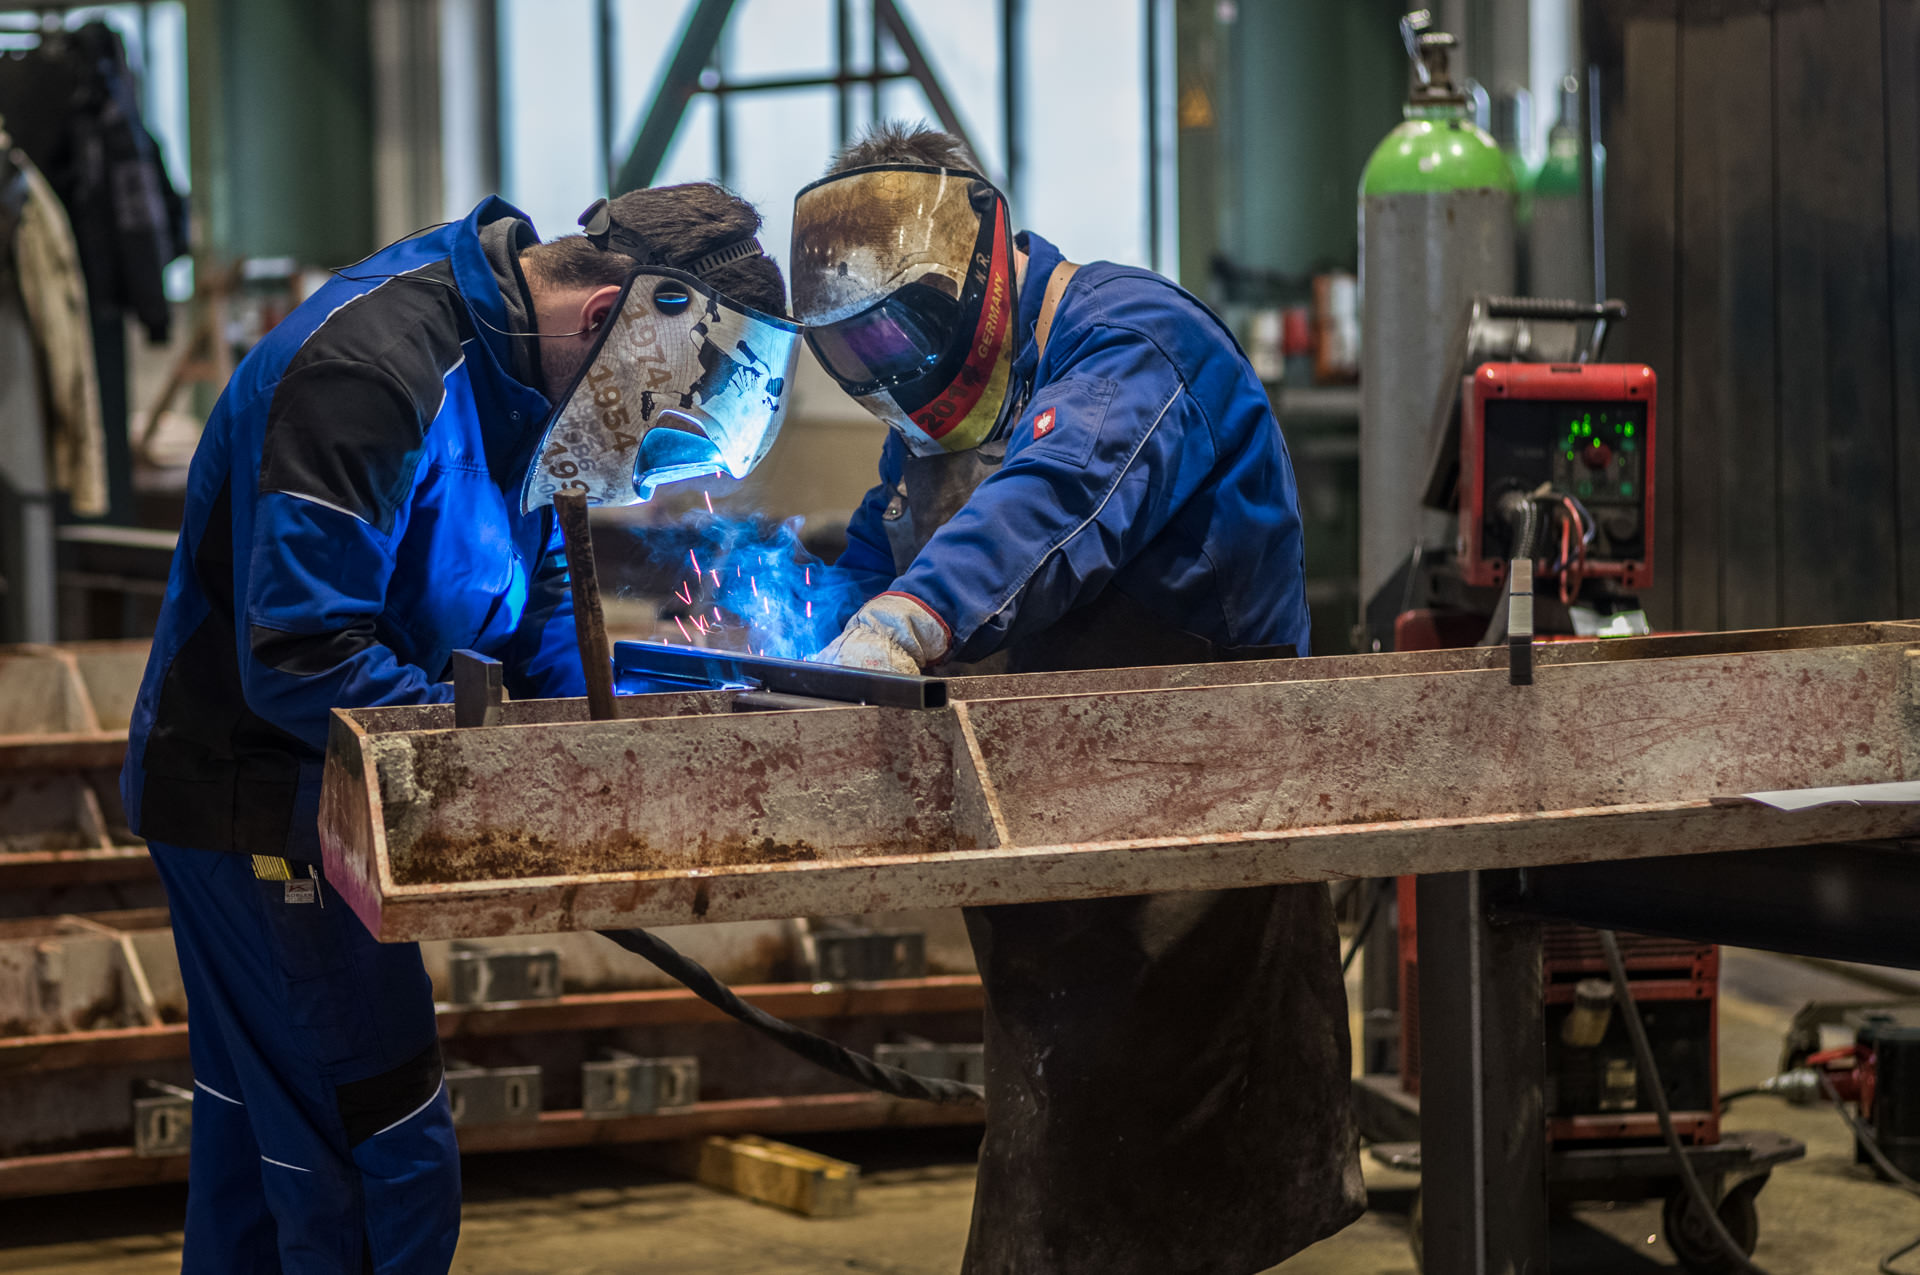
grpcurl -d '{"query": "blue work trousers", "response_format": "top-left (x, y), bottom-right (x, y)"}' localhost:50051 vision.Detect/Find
top-left (149, 840), bottom-right (460, 1274)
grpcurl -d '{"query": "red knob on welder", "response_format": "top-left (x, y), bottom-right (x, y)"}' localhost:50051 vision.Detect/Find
top-left (1581, 441), bottom-right (1613, 471)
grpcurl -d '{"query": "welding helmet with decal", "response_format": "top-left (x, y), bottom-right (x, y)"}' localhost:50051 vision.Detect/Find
top-left (521, 198), bottom-right (804, 513)
top-left (789, 164), bottom-right (1019, 456)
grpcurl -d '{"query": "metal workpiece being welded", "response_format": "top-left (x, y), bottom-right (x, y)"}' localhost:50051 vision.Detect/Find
top-left (319, 620), bottom-right (1920, 944)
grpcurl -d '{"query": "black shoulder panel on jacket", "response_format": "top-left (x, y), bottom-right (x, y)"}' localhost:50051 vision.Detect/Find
top-left (258, 260), bottom-right (471, 535)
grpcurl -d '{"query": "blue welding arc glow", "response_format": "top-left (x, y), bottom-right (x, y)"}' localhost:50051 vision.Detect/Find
top-left (622, 513), bottom-right (864, 660)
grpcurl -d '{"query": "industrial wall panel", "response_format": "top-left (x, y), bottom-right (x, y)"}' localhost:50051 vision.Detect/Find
top-left (1613, 13), bottom-right (1681, 628)
top-left (1676, 4), bottom-right (1779, 632)
top-left (1888, 2), bottom-right (1920, 615)
top-left (1774, 0), bottom-right (1897, 627)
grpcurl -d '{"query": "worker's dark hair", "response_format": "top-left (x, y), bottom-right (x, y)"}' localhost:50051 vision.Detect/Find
top-left (519, 182), bottom-right (787, 317)
top-left (828, 120), bottom-right (982, 176)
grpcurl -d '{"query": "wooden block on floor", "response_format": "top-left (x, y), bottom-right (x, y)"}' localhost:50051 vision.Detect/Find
top-left (672, 1134), bottom-right (858, 1218)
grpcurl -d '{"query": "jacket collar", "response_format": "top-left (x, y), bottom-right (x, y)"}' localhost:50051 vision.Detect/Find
top-left (446, 198), bottom-right (555, 486)
top-left (1010, 229), bottom-right (1065, 389)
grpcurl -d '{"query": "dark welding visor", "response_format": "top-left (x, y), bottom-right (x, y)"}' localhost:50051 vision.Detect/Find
top-left (803, 280), bottom-right (963, 398)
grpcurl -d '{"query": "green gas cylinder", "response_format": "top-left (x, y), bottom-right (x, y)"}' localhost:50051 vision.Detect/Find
top-left (1358, 11), bottom-right (1517, 612)
top-left (1529, 74), bottom-right (1591, 304)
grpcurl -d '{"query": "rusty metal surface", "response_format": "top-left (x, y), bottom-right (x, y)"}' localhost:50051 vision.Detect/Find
top-left (320, 623), bottom-right (1920, 941)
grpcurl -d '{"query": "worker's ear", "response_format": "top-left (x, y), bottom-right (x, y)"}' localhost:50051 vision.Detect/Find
top-left (581, 284), bottom-right (623, 335)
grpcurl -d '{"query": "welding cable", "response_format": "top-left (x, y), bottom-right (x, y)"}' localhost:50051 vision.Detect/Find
top-left (1599, 929), bottom-right (1775, 1275)
top-left (1340, 878), bottom-right (1389, 977)
top-left (1814, 1070), bottom-right (1920, 1274)
top-left (598, 927), bottom-right (985, 1104)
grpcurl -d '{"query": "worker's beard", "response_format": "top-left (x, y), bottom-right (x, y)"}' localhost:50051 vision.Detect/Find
top-left (538, 338), bottom-right (592, 404)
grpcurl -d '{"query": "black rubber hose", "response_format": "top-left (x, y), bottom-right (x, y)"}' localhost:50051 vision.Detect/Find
top-left (1341, 878), bottom-right (1389, 976)
top-left (1599, 929), bottom-right (1773, 1275)
top-left (598, 927), bottom-right (985, 1105)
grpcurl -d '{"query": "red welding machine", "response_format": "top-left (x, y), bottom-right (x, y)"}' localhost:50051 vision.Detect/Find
top-left (1456, 360), bottom-right (1658, 592)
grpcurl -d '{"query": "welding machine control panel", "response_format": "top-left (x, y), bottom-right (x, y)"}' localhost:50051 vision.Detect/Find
top-left (1484, 399), bottom-right (1648, 506)
top-left (1458, 362), bottom-right (1657, 591)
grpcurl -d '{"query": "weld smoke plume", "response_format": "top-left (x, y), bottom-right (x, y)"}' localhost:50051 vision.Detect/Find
top-left (618, 513), bottom-right (866, 659)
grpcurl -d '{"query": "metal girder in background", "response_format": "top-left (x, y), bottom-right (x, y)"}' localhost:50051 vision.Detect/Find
top-left (616, 0), bottom-right (738, 195)
top-left (614, 0), bottom-right (999, 196)
top-left (872, 0), bottom-right (991, 185)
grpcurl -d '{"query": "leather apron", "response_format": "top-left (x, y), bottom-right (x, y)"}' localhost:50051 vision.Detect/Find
top-left (882, 448), bottom-right (1365, 1275)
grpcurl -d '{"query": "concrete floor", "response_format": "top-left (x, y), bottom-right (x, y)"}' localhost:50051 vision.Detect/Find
top-left (4, 948), bottom-right (1917, 1274)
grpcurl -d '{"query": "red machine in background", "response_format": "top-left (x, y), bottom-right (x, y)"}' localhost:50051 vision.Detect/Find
top-left (1398, 878), bottom-right (1721, 1146)
top-left (1352, 297), bottom-right (1784, 1275)
top-left (1456, 360), bottom-right (1656, 594)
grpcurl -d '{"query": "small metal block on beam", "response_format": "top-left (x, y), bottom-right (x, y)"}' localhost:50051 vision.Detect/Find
top-left (446, 945), bottom-right (561, 1006)
top-left (445, 1060), bottom-right (542, 1126)
top-left (452, 650), bottom-right (503, 729)
top-left (674, 1134), bottom-right (858, 1217)
top-left (132, 1079), bottom-right (192, 1157)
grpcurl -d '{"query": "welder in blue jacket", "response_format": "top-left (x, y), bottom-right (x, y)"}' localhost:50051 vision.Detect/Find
top-left (122, 187), bottom-right (799, 1274)
top-left (792, 125), bottom-right (1363, 1274)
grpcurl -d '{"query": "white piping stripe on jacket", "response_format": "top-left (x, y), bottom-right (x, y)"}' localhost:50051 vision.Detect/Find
top-left (371, 1077), bottom-right (446, 1140)
top-left (278, 490), bottom-right (374, 526)
top-left (194, 1079), bottom-right (243, 1106)
top-left (260, 1155), bottom-right (312, 1173)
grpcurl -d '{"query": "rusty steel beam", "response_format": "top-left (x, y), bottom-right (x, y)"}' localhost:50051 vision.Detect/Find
top-left (320, 622), bottom-right (1920, 942)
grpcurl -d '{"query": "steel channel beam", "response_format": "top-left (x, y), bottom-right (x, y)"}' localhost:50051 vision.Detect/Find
top-left (321, 623), bottom-right (1920, 942)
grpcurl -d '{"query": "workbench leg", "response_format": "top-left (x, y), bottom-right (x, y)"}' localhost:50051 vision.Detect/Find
top-left (1416, 870), bottom-right (1549, 1275)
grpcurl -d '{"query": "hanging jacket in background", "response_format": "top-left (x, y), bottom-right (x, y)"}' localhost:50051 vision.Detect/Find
top-left (0, 20), bottom-right (187, 343)
top-left (6, 139), bottom-right (107, 516)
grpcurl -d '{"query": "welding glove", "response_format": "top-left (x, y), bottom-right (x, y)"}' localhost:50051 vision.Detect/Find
top-left (817, 592), bottom-right (952, 674)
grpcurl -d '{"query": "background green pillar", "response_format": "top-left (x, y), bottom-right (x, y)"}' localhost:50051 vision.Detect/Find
top-left (186, 0), bottom-right (375, 268)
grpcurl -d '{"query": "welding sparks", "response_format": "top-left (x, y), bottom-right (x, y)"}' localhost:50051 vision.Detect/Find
top-left (750, 576), bottom-right (758, 597)
top-left (694, 615), bottom-right (709, 634)
top-left (676, 581), bottom-right (693, 606)
top-left (689, 549), bottom-right (701, 577)
top-left (712, 606), bottom-right (722, 623)
top-left (674, 615), bottom-right (691, 642)
top-left (703, 490), bottom-right (714, 514)
top-left (806, 600), bottom-right (813, 618)
top-left (805, 567), bottom-right (812, 586)
top-left (710, 569), bottom-right (721, 588)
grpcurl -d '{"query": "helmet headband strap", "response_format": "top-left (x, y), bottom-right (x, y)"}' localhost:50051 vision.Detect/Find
top-left (577, 197), bottom-right (763, 280)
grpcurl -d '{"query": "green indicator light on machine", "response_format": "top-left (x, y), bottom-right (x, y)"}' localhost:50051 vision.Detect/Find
top-left (1623, 423), bottom-right (1634, 437)
top-left (1621, 482), bottom-right (1633, 497)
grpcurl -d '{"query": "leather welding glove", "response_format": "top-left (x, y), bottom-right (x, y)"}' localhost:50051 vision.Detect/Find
top-left (817, 592), bottom-right (951, 674)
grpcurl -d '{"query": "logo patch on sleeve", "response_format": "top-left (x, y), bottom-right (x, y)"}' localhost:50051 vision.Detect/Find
top-left (1033, 407), bottom-right (1057, 439)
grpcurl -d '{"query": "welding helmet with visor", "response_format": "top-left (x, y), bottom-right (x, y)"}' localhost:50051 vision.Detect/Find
top-left (521, 198), bottom-right (803, 513)
top-left (790, 164), bottom-right (1019, 455)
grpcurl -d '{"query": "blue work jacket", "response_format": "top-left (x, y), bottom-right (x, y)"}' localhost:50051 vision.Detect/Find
top-left (123, 199), bottom-right (585, 859)
top-left (836, 231), bottom-right (1311, 663)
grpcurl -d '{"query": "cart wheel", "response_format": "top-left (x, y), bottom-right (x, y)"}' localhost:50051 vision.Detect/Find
top-left (1663, 1177), bottom-right (1762, 1274)
top-left (1408, 1188), bottom-right (1423, 1273)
